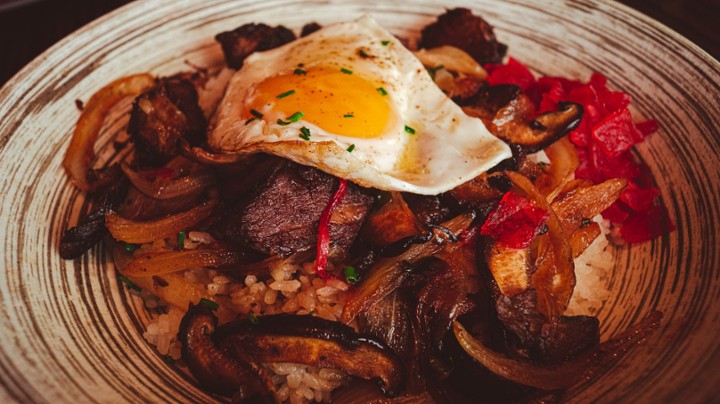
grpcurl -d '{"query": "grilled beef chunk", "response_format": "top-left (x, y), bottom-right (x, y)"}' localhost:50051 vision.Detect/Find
top-left (215, 23), bottom-right (296, 69)
top-left (495, 289), bottom-right (599, 363)
top-left (223, 161), bottom-right (373, 258)
top-left (402, 193), bottom-right (451, 226)
top-left (419, 8), bottom-right (507, 65)
top-left (127, 76), bottom-right (206, 167)
top-left (300, 22), bottom-right (322, 37)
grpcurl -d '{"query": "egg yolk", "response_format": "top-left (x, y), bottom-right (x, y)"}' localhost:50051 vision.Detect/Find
top-left (248, 67), bottom-right (391, 139)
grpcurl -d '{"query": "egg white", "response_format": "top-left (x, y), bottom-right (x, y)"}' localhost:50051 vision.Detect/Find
top-left (209, 16), bottom-right (511, 195)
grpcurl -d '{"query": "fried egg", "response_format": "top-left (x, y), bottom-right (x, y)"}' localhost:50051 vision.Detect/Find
top-left (209, 16), bottom-right (511, 195)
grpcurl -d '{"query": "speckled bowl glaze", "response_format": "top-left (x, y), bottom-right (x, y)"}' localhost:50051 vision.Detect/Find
top-left (0, 0), bottom-right (718, 402)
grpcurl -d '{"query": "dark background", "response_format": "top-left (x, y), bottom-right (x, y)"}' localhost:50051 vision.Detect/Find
top-left (0, 0), bottom-right (718, 86)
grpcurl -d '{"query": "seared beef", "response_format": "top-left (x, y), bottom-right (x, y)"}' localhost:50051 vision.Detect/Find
top-left (127, 76), bottom-right (206, 167)
top-left (223, 161), bottom-right (373, 259)
top-left (495, 289), bottom-right (599, 363)
top-left (402, 193), bottom-right (451, 226)
top-left (215, 23), bottom-right (296, 69)
top-left (419, 8), bottom-right (507, 65)
top-left (300, 22), bottom-right (322, 37)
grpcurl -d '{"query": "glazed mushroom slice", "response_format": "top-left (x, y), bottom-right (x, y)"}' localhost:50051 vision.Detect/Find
top-left (178, 305), bottom-right (276, 402)
top-left (215, 314), bottom-right (407, 397)
top-left (464, 84), bottom-right (584, 153)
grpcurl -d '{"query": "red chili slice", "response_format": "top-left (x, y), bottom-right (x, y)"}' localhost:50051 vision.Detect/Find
top-left (480, 191), bottom-right (549, 249)
top-left (314, 179), bottom-right (348, 278)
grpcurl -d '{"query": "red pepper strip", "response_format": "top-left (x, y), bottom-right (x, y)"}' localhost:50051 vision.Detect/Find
top-left (314, 179), bottom-right (348, 278)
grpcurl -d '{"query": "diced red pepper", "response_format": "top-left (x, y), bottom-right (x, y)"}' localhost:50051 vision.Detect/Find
top-left (636, 119), bottom-right (659, 137)
top-left (620, 205), bottom-right (675, 243)
top-left (480, 191), bottom-right (549, 249)
top-left (486, 57), bottom-right (537, 93)
top-left (620, 182), bottom-right (660, 212)
top-left (591, 108), bottom-right (644, 158)
top-left (314, 179), bottom-right (348, 278)
top-left (602, 201), bottom-right (631, 224)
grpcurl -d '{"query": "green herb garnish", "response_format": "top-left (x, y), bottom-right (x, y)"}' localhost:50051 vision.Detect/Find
top-left (250, 109), bottom-right (263, 119)
top-left (340, 67), bottom-right (353, 75)
top-left (278, 111), bottom-right (304, 126)
top-left (123, 242), bottom-right (139, 253)
top-left (199, 298), bottom-right (219, 311)
top-left (581, 218), bottom-right (593, 227)
top-left (537, 161), bottom-right (549, 167)
top-left (276, 89), bottom-right (296, 99)
top-left (177, 231), bottom-right (185, 250)
top-left (249, 312), bottom-right (260, 324)
top-left (346, 144), bottom-right (355, 153)
top-left (294, 68), bottom-right (307, 75)
top-left (245, 117), bottom-right (256, 125)
top-left (381, 40), bottom-right (390, 46)
top-left (343, 266), bottom-right (358, 284)
top-left (404, 125), bottom-right (416, 135)
top-left (118, 275), bottom-right (141, 292)
top-left (163, 355), bottom-right (175, 364)
top-left (343, 114), bottom-right (354, 118)
top-left (299, 127), bottom-right (311, 141)
top-left (376, 87), bottom-right (388, 96)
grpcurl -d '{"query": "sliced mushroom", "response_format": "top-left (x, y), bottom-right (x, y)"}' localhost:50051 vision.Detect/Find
top-left (463, 84), bottom-right (584, 153)
top-left (215, 314), bottom-right (407, 397)
top-left (178, 305), bottom-right (275, 401)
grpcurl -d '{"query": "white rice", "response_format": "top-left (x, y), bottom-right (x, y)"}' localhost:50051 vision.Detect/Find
top-left (567, 215), bottom-right (614, 316)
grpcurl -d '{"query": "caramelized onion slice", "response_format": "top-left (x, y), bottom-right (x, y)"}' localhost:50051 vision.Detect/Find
top-left (362, 192), bottom-right (424, 247)
top-left (413, 46), bottom-right (486, 77)
top-left (535, 137), bottom-right (578, 202)
top-left (111, 243), bottom-right (237, 323)
top-left (342, 212), bottom-right (474, 324)
top-left (506, 171), bottom-right (574, 320)
top-left (486, 243), bottom-right (529, 297)
top-left (106, 197), bottom-right (216, 243)
top-left (551, 178), bottom-right (627, 236)
top-left (122, 247), bottom-right (249, 277)
top-left (178, 138), bottom-right (251, 165)
top-left (120, 162), bottom-right (214, 200)
top-left (63, 73), bottom-right (155, 191)
top-left (217, 314), bottom-right (406, 397)
top-left (453, 311), bottom-right (662, 390)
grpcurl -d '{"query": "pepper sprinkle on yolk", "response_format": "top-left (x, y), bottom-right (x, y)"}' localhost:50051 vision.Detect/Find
top-left (247, 67), bottom-right (391, 139)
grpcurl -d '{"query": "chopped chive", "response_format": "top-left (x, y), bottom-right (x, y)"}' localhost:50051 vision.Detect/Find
top-left (381, 40), bottom-right (390, 46)
top-left (245, 117), bottom-right (256, 125)
top-left (537, 224), bottom-right (549, 235)
top-left (199, 298), bottom-right (219, 311)
top-left (277, 119), bottom-right (291, 126)
top-left (276, 89), bottom-right (296, 99)
top-left (299, 127), bottom-right (311, 141)
top-left (123, 242), bottom-right (139, 253)
top-left (404, 125), bottom-right (416, 134)
top-left (293, 68), bottom-right (307, 75)
top-left (343, 114), bottom-right (354, 118)
top-left (249, 312), bottom-right (260, 324)
top-left (163, 355), bottom-right (175, 364)
top-left (118, 275), bottom-right (141, 292)
top-left (177, 231), bottom-right (185, 250)
top-left (537, 161), bottom-right (549, 167)
top-left (346, 144), bottom-right (355, 153)
top-left (250, 109), bottom-right (263, 119)
top-left (358, 49), bottom-right (370, 58)
top-left (340, 67), bottom-right (353, 75)
top-left (343, 266), bottom-right (358, 284)
top-left (288, 111), bottom-right (305, 122)
top-left (376, 87), bottom-right (388, 96)
top-left (581, 218), bottom-right (593, 227)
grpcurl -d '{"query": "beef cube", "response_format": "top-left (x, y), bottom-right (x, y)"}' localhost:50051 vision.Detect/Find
top-left (224, 161), bottom-right (373, 259)
top-left (215, 23), bottom-right (296, 69)
top-left (419, 8), bottom-right (507, 65)
top-left (127, 76), bottom-right (206, 167)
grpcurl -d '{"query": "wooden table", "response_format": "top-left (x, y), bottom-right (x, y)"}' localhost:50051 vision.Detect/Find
top-left (0, 0), bottom-right (717, 86)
